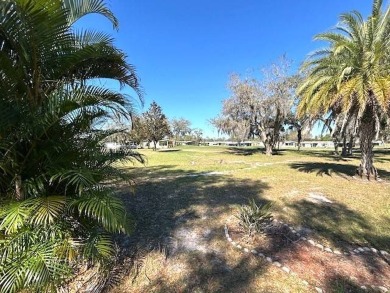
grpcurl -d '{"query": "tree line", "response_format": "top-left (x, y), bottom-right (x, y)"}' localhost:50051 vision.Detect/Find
top-left (108, 101), bottom-right (204, 151)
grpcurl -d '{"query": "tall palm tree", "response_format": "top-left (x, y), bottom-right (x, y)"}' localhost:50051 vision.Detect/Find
top-left (0, 1), bottom-right (143, 292)
top-left (297, 0), bottom-right (390, 179)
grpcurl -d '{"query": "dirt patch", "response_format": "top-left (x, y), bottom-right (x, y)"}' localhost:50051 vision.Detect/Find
top-left (228, 218), bottom-right (390, 291)
top-left (306, 192), bottom-right (333, 204)
top-left (170, 227), bottom-right (210, 254)
top-left (280, 243), bottom-right (390, 290)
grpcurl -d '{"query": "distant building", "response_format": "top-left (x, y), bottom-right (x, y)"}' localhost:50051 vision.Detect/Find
top-left (104, 142), bottom-right (122, 151)
top-left (175, 140), bottom-right (197, 146)
top-left (200, 141), bottom-right (260, 147)
top-left (109, 139), bottom-right (384, 150)
top-left (140, 139), bottom-right (174, 149)
top-left (199, 140), bottom-right (336, 148)
top-left (373, 140), bottom-right (385, 146)
top-left (284, 141), bottom-right (297, 147)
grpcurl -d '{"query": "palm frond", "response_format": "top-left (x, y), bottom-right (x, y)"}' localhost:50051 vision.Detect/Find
top-left (28, 196), bottom-right (67, 227)
top-left (0, 201), bottom-right (31, 234)
top-left (70, 189), bottom-right (131, 234)
top-left (63, 0), bottom-right (118, 28)
top-left (0, 241), bottom-right (70, 293)
top-left (82, 232), bottom-right (115, 262)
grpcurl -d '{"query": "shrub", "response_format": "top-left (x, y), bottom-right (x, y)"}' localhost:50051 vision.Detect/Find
top-left (236, 199), bottom-right (273, 237)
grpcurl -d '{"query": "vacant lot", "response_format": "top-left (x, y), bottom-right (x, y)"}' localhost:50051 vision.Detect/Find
top-left (112, 146), bottom-right (390, 293)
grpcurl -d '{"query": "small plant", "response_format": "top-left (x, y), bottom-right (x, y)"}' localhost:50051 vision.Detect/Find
top-left (236, 198), bottom-right (273, 237)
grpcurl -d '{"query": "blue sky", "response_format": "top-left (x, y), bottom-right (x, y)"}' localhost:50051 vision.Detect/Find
top-left (78, 0), bottom-right (375, 138)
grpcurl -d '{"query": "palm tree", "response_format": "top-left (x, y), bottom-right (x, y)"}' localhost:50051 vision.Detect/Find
top-left (0, 1), bottom-right (143, 292)
top-left (297, 0), bottom-right (390, 179)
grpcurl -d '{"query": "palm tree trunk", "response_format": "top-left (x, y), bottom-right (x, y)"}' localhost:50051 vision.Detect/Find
top-left (297, 128), bottom-right (302, 151)
top-left (333, 137), bottom-right (339, 155)
top-left (341, 135), bottom-right (347, 157)
top-left (358, 117), bottom-right (377, 179)
top-left (348, 135), bottom-right (354, 155)
top-left (15, 175), bottom-right (23, 200)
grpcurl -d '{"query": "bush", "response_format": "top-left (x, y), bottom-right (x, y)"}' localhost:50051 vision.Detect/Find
top-left (236, 199), bottom-right (273, 237)
top-left (0, 1), bottom-right (143, 292)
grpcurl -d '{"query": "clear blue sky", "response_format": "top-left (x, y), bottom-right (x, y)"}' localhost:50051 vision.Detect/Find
top-left (78, 0), bottom-right (376, 138)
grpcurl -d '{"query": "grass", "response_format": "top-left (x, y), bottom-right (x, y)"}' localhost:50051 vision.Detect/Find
top-left (112, 145), bottom-right (390, 292)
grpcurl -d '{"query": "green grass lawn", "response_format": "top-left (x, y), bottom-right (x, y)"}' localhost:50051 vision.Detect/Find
top-left (113, 145), bottom-right (390, 292)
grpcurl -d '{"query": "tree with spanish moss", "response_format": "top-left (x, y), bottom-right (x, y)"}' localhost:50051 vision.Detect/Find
top-left (171, 117), bottom-right (192, 141)
top-left (212, 58), bottom-right (298, 155)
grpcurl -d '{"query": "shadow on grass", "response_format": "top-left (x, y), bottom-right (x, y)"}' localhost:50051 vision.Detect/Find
top-left (118, 165), bottom-right (194, 181)
top-left (287, 198), bottom-right (390, 254)
top-left (296, 147), bottom-right (390, 164)
top-left (136, 252), bottom-right (269, 293)
top-left (372, 148), bottom-right (390, 163)
top-left (289, 162), bottom-right (356, 178)
top-left (289, 161), bottom-right (390, 180)
top-left (157, 148), bottom-right (181, 152)
top-left (113, 167), bottom-right (273, 291)
top-left (119, 169), bottom-right (269, 250)
top-left (224, 147), bottom-right (288, 156)
top-left (292, 148), bottom-right (357, 161)
top-left (185, 253), bottom-right (265, 293)
top-left (224, 147), bottom-right (263, 156)
top-left (372, 148), bottom-right (390, 156)
top-left (325, 275), bottom-right (366, 293)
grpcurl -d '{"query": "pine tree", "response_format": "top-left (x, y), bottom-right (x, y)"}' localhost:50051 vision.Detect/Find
top-left (143, 102), bottom-right (171, 150)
